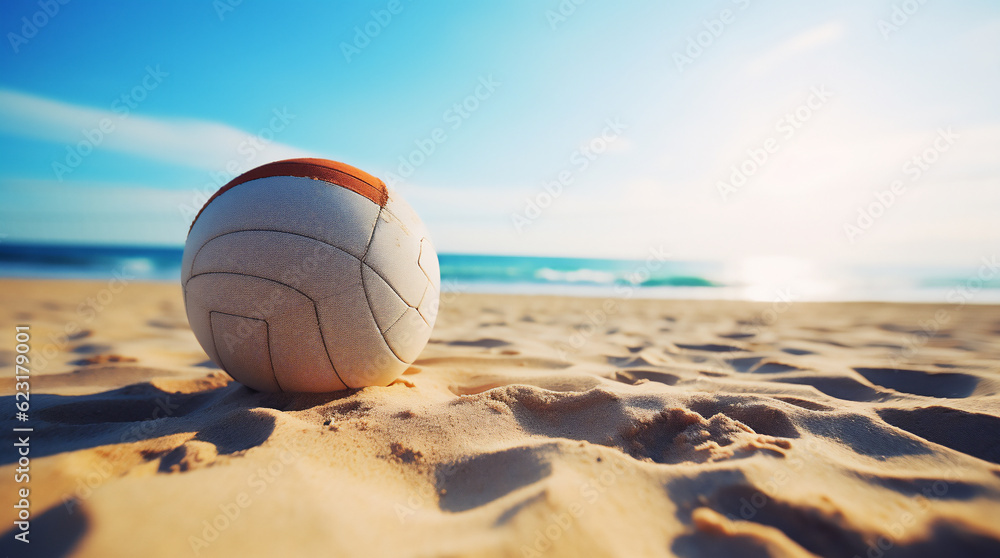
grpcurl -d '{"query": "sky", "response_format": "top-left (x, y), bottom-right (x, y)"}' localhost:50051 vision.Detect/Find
top-left (1, 0), bottom-right (998, 267)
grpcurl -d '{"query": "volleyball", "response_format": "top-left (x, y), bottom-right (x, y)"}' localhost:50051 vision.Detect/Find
top-left (181, 158), bottom-right (439, 392)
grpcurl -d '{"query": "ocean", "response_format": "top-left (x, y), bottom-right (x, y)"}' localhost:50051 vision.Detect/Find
top-left (1, 242), bottom-right (998, 304)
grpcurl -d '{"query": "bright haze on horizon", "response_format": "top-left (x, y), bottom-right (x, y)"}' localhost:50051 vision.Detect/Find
top-left (1, 0), bottom-right (997, 270)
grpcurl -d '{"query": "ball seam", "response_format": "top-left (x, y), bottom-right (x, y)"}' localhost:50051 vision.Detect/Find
top-left (188, 271), bottom-right (348, 391)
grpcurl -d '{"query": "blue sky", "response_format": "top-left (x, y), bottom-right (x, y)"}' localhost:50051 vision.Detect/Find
top-left (1, 0), bottom-right (998, 266)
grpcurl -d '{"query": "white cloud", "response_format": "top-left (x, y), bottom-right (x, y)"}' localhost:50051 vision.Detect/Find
top-left (0, 178), bottom-right (194, 245)
top-left (0, 88), bottom-right (318, 170)
top-left (743, 21), bottom-right (845, 76)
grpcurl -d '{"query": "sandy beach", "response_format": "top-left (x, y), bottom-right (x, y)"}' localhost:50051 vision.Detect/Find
top-left (2, 277), bottom-right (999, 557)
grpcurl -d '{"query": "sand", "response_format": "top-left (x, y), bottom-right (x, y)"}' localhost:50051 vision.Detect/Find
top-left (1, 278), bottom-right (999, 557)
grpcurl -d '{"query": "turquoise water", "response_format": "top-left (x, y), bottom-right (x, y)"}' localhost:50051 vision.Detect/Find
top-left (1, 242), bottom-right (998, 303)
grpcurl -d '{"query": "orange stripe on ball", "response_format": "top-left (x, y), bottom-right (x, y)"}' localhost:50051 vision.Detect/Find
top-left (191, 158), bottom-right (388, 231)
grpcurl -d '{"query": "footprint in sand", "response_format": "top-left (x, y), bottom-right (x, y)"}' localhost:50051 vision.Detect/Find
top-left (71, 343), bottom-right (114, 354)
top-left (717, 332), bottom-right (755, 340)
top-left (721, 357), bottom-right (806, 374)
top-left (157, 440), bottom-right (219, 473)
top-left (687, 397), bottom-right (799, 438)
top-left (877, 406), bottom-right (1000, 465)
top-left (771, 396), bottom-right (834, 412)
top-left (436, 446), bottom-right (553, 513)
top-left (612, 369), bottom-right (681, 387)
top-left (620, 408), bottom-right (792, 465)
top-left (781, 347), bottom-right (816, 356)
top-left (448, 338), bottom-right (512, 349)
top-left (753, 361), bottom-right (807, 374)
top-left (775, 372), bottom-right (894, 402)
top-left (70, 354), bottom-right (138, 366)
top-left (605, 354), bottom-right (669, 368)
top-left (852, 367), bottom-right (979, 399)
top-left (676, 343), bottom-right (748, 353)
top-left (193, 359), bottom-right (221, 369)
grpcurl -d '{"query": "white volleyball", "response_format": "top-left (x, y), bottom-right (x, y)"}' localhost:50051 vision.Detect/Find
top-left (181, 158), bottom-right (439, 392)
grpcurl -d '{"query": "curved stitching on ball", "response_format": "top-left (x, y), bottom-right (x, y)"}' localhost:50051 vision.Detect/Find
top-left (190, 243), bottom-right (414, 368)
top-left (357, 207), bottom-right (421, 313)
top-left (188, 271), bottom-right (348, 391)
top-left (206, 310), bottom-right (224, 383)
top-left (362, 206), bottom-right (383, 259)
top-left (413, 284), bottom-right (433, 328)
top-left (185, 229), bottom-right (360, 288)
top-left (357, 205), bottom-right (396, 365)
top-left (381, 306), bottom-right (409, 335)
top-left (359, 263), bottom-right (405, 333)
top-left (309, 298), bottom-right (349, 391)
top-left (186, 223), bottom-right (422, 377)
top-left (354, 214), bottom-right (420, 312)
top-left (187, 228), bottom-right (422, 321)
top-left (207, 310), bottom-right (283, 392)
top-left (360, 263), bottom-right (408, 364)
top-left (357, 207), bottom-right (433, 326)
top-left (264, 320), bottom-right (281, 392)
top-left (359, 261), bottom-right (426, 355)
top-left (356, 206), bottom-right (423, 367)
top-left (188, 271), bottom-right (314, 303)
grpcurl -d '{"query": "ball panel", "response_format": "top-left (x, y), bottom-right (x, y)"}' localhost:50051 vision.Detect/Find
top-left (383, 307), bottom-right (433, 364)
top-left (416, 283), bottom-right (439, 325)
top-left (267, 301), bottom-right (348, 393)
top-left (383, 191), bottom-right (433, 240)
top-left (314, 265), bottom-right (406, 388)
top-left (209, 312), bottom-right (279, 392)
top-left (361, 264), bottom-right (408, 332)
top-left (183, 175), bottom-right (379, 280)
top-left (415, 236), bottom-right (441, 327)
top-left (185, 273), bottom-right (347, 392)
top-left (364, 209), bottom-right (428, 308)
top-left (190, 231), bottom-right (361, 301)
top-left (417, 237), bottom-right (441, 290)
